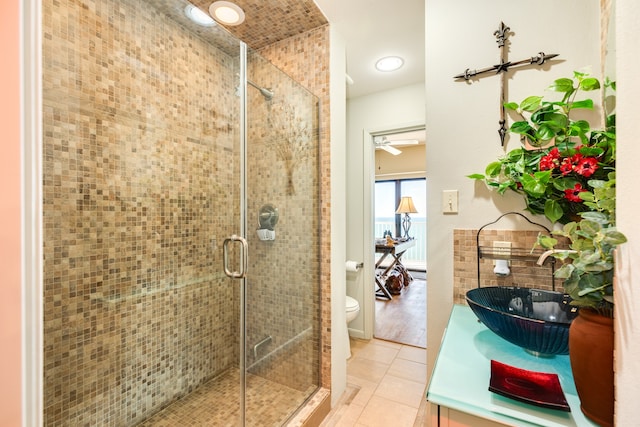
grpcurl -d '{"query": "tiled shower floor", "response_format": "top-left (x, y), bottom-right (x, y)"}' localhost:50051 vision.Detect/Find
top-left (138, 368), bottom-right (313, 426)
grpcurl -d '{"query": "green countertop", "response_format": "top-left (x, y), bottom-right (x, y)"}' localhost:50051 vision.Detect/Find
top-left (426, 304), bottom-right (598, 426)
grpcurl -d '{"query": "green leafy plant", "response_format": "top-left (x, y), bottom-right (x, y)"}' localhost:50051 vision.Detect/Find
top-left (469, 72), bottom-right (626, 313)
top-left (536, 173), bottom-right (626, 313)
top-left (469, 72), bottom-right (616, 224)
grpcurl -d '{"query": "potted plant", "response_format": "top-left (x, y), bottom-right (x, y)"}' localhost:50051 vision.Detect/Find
top-left (468, 72), bottom-right (616, 224)
top-left (536, 173), bottom-right (626, 313)
top-left (536, 173), bottom-right (625, 427)
top-left (471, 72), bottom-right (626, 427)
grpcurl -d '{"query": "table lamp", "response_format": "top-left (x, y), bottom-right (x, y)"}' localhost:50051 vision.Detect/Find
top-left (396, 196), bottom-right (418, 238)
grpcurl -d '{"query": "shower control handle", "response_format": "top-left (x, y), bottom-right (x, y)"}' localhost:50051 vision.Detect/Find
top-left (223, 235), bottom-right (248, 279)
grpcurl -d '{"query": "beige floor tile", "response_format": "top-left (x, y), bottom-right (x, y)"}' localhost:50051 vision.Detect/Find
top-left (326, 338), bottom-right (427, 426)
top-left (357, 395), bottom-right (419, 427)
top-left (370, 338), bottom-right (403, 349)
top-left (375, 374), bottom-right (427, 409)
top-left (388, 357), bottom-right (427, 385)
top-left (333, 403), bottom-right (365, 427)
top-left (350, 338), bottom-right (370, 357)
top-left (352, 341), bottom-right (400, 364)
top-left (347, 357), bottom-right (390, 384)
top-left (346, 376), bottom-right (378, 407)
top-left (397, 345), bottom-right (427, 364)
top-left (321, 384), bottom-right (360, 427)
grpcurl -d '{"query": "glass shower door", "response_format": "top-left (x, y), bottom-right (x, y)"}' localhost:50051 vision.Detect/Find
top-left (241, 47), bottom-right (321, 425)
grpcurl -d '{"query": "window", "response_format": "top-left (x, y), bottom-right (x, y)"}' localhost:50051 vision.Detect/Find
top-left (374, 178), bottom-right (426, 270)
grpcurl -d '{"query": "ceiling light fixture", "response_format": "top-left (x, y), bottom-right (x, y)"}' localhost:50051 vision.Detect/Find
top-left (184, 4), bottom-right (215, 26)
top-left (209, 1), bottom-right (246, 26)
top-left (375, 56), bottom-right (404, 72)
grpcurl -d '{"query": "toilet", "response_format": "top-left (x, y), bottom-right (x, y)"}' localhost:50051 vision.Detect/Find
top-left (345, 296), bottom-right (360, 358)
top-left (346, 296), bottom-right (360, 323)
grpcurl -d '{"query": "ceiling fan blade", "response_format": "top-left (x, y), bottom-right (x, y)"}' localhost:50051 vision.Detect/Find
top-left (386, 139), bottom-right (419, 146)
top-left (378, 144), bottom-right (402, 155)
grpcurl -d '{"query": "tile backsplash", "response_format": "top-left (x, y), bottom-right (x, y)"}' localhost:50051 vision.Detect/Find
top-left (453, 228), bottom-right (568, 305)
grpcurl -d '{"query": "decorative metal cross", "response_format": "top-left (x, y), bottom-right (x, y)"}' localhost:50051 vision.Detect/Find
top-left (454, 22), bottom-right (559, 147)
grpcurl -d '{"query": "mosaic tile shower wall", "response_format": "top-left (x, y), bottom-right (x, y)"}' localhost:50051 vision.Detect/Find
top-left (43, 0), bottom-right (322, 425)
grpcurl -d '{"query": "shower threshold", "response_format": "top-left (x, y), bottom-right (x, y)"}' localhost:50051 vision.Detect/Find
top-left (137, 368), bottom-right (314, 426)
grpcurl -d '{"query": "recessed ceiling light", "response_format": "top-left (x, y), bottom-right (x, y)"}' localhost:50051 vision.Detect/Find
top-left (184, 4), bottom-right (215, 27)
top-left (209, 1), bottom-right (246, 26)
top-left (375, 56), bottom-right (404, 72)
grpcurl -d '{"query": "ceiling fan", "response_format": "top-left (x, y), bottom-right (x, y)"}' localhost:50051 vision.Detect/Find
top-left (374, 136), bottom-right (419, 155)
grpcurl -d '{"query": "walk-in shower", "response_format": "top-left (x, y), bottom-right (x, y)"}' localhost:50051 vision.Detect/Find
top-left (42, 0), bottom-right (321, 425)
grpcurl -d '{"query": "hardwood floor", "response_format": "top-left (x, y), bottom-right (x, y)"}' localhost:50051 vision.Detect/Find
top-left (374, 271), bottom-right (426, 348)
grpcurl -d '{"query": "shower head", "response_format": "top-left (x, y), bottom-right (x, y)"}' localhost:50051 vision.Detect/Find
top-left (247, 79), bottom-right (274, 101)
top-left (258, 87), bottom-right (274, 101)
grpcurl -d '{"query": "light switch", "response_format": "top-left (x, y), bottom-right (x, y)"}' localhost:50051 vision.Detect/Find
top-left (442, 190), bottom-right (458, 213)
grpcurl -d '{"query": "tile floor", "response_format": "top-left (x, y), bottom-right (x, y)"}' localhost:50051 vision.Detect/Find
top-left (139, 368), bottom-right (312, 426)
top-left (320, 338), bottom-right (428, 427)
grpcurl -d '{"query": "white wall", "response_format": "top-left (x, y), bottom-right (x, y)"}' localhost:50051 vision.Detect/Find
top-left (425, 0), bottom-right (601, 384)
top-left (613, 0), bottom-right (640, 423)
top-left (345, 83), bottom-right (425, 339)
top-left (329, 27), bottom-right (348, 406)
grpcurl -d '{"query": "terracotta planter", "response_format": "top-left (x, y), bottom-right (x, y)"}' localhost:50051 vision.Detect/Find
top-left (569, 309), bottom-right (614, 427)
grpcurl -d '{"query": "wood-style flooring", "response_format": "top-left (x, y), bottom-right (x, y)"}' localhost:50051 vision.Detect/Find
top-left (374, 271), bottom-right (426, 348)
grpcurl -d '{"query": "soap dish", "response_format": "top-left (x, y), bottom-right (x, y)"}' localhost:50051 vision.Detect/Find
top-left (489, 360), bottom-right (570, 412)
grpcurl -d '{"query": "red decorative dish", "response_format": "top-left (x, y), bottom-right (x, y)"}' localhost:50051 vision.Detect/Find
top-left (489, 360), bottom-right (570, 412)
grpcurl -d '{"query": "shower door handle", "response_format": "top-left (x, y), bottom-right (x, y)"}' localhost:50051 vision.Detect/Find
top-left (223, 235), bottom-right (248, 279)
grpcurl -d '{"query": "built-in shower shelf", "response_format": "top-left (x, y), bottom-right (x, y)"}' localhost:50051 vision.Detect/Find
top-left (91, 272), bottom-right (229, 304)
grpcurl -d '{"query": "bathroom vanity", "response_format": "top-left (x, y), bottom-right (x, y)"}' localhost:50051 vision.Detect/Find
top-left (426, 305), bottom-right (598, 427)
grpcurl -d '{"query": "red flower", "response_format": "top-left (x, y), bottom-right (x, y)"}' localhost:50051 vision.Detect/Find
top-left (548, 147), bottom-right (560, 159)
top-left (539, 155), bottom-right (556, 171)
top-left (559, 157), bottom-right (574, 175)
top-left (564, 183), bottom-right (585, 202)
top-left (574, 157), bottom-right (598, 177)
top-left (539, 148), bottom-right (561, 171)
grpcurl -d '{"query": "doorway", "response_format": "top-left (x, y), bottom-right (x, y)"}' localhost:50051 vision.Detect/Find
top-left (372, 128), bottom-right (427, 348)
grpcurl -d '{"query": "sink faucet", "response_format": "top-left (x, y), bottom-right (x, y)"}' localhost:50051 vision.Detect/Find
top-left (536, 249), bottom-right (578, 266)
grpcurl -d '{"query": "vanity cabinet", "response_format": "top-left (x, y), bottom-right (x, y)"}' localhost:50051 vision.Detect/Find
top-left (429, 405), bottom-right (511, 427)
top-left (426, 305), bottom-right (598, 427)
